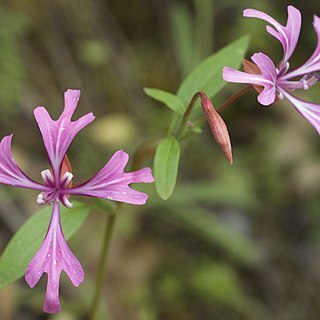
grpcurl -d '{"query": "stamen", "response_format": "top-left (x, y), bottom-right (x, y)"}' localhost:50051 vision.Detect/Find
top-left (278, 92), bottom-right (284, 100)
top-left (302, 80), bottom-right (309, 90)
top-left (61, 195), bottom-right (73, 208)
top-left (36, 192), bottom-right (46, 205)
top-left (299, 73), bottom-right (320, 91)
top-left (284, 62), bottom-right (290, 73)
top-left (41, 169), bottom-right (54, 186)
top-left (61, 171), bottom-right (73, 189)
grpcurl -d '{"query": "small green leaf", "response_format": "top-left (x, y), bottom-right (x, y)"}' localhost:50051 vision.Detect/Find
top-left (0, 202), bottom-right (90, 288)
top-left (144, 88), bottom-right (185, 115)
top-left (177, 36), bottom-right (250, 105)
top-left (154, 137), bottom-right (180, 200)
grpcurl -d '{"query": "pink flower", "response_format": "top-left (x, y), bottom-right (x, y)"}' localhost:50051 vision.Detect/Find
top-left (0, 89), bottom-right (154, 313)
top-left (223, 6), bottom-right (320, 134)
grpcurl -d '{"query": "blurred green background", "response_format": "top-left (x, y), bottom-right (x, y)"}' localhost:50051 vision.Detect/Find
top-left (0, 0), bottom-right (320, 319)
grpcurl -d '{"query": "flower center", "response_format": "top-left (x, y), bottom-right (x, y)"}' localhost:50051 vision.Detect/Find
top-left (36, 170), bottom-right (73, 208)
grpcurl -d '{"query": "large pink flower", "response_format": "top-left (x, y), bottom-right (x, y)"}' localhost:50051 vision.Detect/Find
top-left (223, 6), bottom-right (320, 134)
top-left (0, 89), bottom-right (154, 313)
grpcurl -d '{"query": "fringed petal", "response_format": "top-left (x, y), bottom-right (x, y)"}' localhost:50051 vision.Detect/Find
top-left (244, 6), bottom-right (301, 67)
top-left (34, 89), bottom-right (95, 183)
top-left (67, 150), bottom-right (154, 205)
top-left (283, 15), bottom-right (320, 79)
top-left (280, 89), bottom-right (320, 134)
top-left (223, 52), bottom-right (277, 106)
top-left (25, 202), bottom-right (84, 314)
top-left (0, 135), bottom-right (49, 191)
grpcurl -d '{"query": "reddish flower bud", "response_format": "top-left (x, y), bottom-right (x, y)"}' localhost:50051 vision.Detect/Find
top-left (199, 92), bottom-right (233, 164)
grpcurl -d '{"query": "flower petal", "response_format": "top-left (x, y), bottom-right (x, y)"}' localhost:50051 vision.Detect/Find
top-left (283, 15), bottom-right (320, 79)
top-left (34, 89), bottom-right (95, 183)
top-left (244, 6), bottom-right (301, 67)
top-left (67, 150), bottom-right (154, 205)
top-left (0, 135), bottom-right (49, 191)
top-left (257, 85), bottom-right (276, 105)
top-left (223, 66), bottom-right (269, 86)
top-left (223, 52), bottom-right (277, 106)
top-left (25, 202), bottom-right (84, 314)
top-left (279, 89), bottom-right (320, 134)
top-left (251, 52), bottom-right (277, 80)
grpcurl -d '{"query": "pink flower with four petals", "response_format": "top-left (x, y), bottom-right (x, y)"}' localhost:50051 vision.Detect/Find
top-left (0, 89), bottom-right (154, 313)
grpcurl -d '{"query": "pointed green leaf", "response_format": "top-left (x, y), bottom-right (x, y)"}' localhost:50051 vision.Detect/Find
top-left (177, 36), bottom-right (250, 104)
top-left (0, 202), bottom-right (90, 288)
top-left (144, 88), bottom-right (185, 115)
top-left (154, 137), bottom-right (180, 200)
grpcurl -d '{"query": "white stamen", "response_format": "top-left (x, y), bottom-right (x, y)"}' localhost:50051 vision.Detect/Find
top-left (107, 196), bottom-right (113, 200)
top-left (41, 169), bottom-right (54, 185)
top-left (302, 80), bottom-right (309, 90)
top-left (284, 62), bottom-right (290, 73)
top-left (62, 195), bottom-right (73, 208)
top-left (36, 192), bottom-right (46, 205)
top-left (61, 171), bottom-right (73, 188)
top-left (278, 92), bottom-right (284, 100)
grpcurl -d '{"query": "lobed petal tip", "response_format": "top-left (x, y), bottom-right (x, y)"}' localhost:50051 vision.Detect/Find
top-left (243, 8), bottom-right (257, 17)
top-left (2, 134), bottom-right (14, 142)
top-left (243, 8), bottom-right (250, 16)
top-left (65, 89), bottom-right (81, 97)
top-left (313, 15), bottom-right (320, 26)
top-left (287, 5), bottom-right (300, 14)
top-left (33, 106), bottom-right (48, 117)
top-left (139, 167), bottom-right (154, 183)
top-left (114, 149), bottom-right (129, 162)
top-left (24, 273), bottom-right (38, 289)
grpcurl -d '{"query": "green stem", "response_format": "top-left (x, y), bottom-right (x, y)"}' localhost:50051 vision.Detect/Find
top-left (89, 211), bottom-right (117, 320)
top-left (176, 86), bottom-right (253, 140)
top-left (175, 92), bottom-right (200, 137)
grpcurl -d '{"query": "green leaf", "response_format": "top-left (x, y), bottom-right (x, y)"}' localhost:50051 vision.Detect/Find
top-left (169, 2), bottom-right (195, 76)
top-left (0, 202), bottom-right (90, 288)
top-left (154, 137), bottom-right (180, 200)
top-left (144, 87), bottom-right (185, 115)
top-left (177, 36), bottom-right (250, 105)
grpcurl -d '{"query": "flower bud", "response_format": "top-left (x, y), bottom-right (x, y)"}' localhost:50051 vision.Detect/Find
top-left (199, 92), bottom-right (233, 164)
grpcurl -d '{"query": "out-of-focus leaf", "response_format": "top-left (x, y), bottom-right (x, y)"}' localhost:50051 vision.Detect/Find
top-left (194, 0), bottom-right (214, 65)
top-left (154, 137), bottom-right (180, 200)
top-left (177, 36), bottom-right (250, 105)
top-left (169, 2), bottom-right (195, 76)
top-left (144, 88), bottom-right (185, 115)
top-left (183, 207), bottom-right (261, 263)
top-left (0, 202), bottom-right (90, 288)
top-left (190, 262), bottom-right (244, 306)
top-left (151, 205), bottom-right (261, 264)
top-left (0, 6), bottom-right (29, 110)
top-left (149, 165), bottom-right (257, 209)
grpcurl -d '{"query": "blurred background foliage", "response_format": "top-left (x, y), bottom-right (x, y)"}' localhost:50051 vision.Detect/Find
top-left (0, 0), bottom-right (320, 319)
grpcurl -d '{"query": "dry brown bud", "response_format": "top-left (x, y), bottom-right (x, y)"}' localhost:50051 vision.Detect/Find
top-left (199, 92), bottom-right (233, 164)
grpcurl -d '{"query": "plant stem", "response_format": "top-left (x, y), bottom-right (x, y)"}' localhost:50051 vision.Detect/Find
top-left (216, 85), bottom-right (252, 114)
top-left (175, 92), bottom-right (200, 137)
top-left (89, 211), bottom-right (117, 320)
